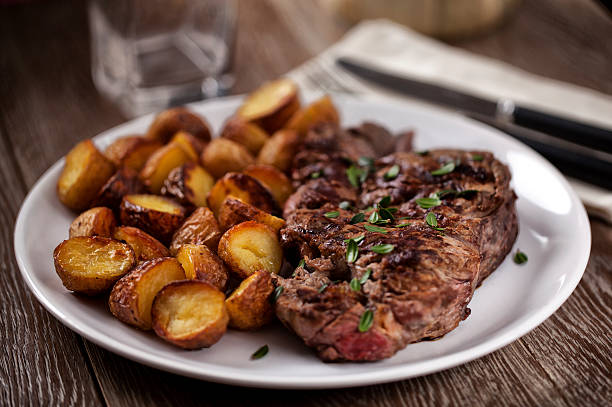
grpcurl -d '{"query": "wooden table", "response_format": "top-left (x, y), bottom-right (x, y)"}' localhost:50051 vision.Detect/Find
top-left (1, 0), bottom-right (610, 405)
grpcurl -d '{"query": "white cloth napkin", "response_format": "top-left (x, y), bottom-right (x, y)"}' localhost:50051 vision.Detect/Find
top-left (287, 19), bottom-right (612, 222)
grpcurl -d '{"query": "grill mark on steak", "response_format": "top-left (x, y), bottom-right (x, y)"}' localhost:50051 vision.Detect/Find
top-left (275, 123), bottom-right (518, 362)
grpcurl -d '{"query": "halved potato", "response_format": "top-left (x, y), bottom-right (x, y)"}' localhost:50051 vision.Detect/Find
top-left (220, 116), bottom-right (269, 155)
top-left (285, 95), bottom-right (340, 139)
top-left (145, 107), bottom-right (211, 144)
top-left (170, 131), bottom-right (205, 161)
top-left (169, 207), bottom-right (221, 254)
top-left (256, 129), bottom-right (300, 173)
top-left (53, 236), bottom-right (135, 295)
top-left (237, 78), bottom-right (300, 133)
top-left (218, 197), bottom-right (285, 234)
top-left (207, 172), bottom-right (279, 217)
top-left (113, 226), bottom-right (170, 262)
top-left (109, 257), bottom-right (186, 330)
top-left (243, 164), bottom-right (293, 207)
top-left (200, 138), bottom-right (254, 179)
top-left (176, 244), bottom-right (228, 291)
top-left (218, 221), bottom-right (283, 279)
top-left (139, 142), bottom-right (192, 194)
top-left (104, 136), bottom-right (162, 171)
top-left (225, 270), bottom-right (274, 330)
top-left (120, 194), bottom-right (186, 244)
top-left (69, 207), bottom-right (116, 238)
top-left (93, 167), bottom-right (146, 211)
top-left (161, 162), bottom-right (214, 208)
top-left (151, 280), bottom-right (228, 349)
top-left (57, 139), bottom-right (116, 211)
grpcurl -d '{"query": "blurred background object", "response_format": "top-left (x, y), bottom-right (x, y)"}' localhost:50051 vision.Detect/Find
top-left (326, 0), bottom-right (522, 39)
top-left (89, 0), bottom-right (237, 117)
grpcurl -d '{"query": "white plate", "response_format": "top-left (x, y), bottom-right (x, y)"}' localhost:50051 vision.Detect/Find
top-left (14, 96), bottom-right (591, 389)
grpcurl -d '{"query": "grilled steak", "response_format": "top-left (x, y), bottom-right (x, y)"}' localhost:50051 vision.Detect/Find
top-left (274, 123), bottom-right (518, 362)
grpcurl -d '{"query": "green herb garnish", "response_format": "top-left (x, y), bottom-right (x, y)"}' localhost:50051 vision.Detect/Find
top-left (368, 210), bottom-right (380, 224)
top-left (318, 283), bottom-right (328, 293)
top-left (426, 212), bottom-right (438, 227)
top-left (415, 196), bottom-right (441, 209)
top-left (358, 156), bottom-right (375, 168)
top-left (251, 345), bottom-right (269, 360)
top-left (431, 161), bottom-right (456, 176)
top-left (358, 309), bottom-right (374, 332)
top-left (339, 201), bottom-right (351, 210)
top-left (384, 164), bottom-right (400, 180)
top-left (350, 278), bottom-right (361, 292)
top-left (513, 250), bottom-right (528, 265)
top-left (352, 235), bottom-right (365, 244)
top-left (472, 154), bottom-right (484, 161)
top-left (297, 259), bottom-right (305, 268)
top-left (416, 150), bottom-right (429, 156)
top-left (378, 207), bottom-right (395, 221)
top-left (359, 268), bottom-right (372, 284)
top-left (349, 213), bottom-right (365, 224)
top-left (346, 239), bottom-right (359, 263)
top-left (271, 286), bottom-right (284, 303)
top-left (395, 223), bottom-right (411, 228)
top-left (370, 244), bottom-right (394, 254)
top-left (324, 211), bottom-right (340, 219)
top-left (364, 224), bottom-right (388, 233)
top-left (379, 195), bottom-right (391, 208)
top-left (346, 165), bottom-right (362, 188)
top-left (310, 171), bottom-right (321, 179)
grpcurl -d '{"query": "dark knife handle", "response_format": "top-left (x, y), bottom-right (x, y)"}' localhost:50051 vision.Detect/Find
top-left (513, 106), bottom-right (612, 154)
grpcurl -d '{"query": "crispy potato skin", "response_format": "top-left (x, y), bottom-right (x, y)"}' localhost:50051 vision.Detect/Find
top-left (151, 280), bottom-right (228, 349)
top-left (218, 221), bottom-right (283, 279)
top-left (207, 172), bottom-right (280, 217)
top-left (285, 95), bottom-right (340, 138)
top-left (104, 136), bottom-right (162, 171)
top-left (57, 139), bottom-right (116, 211)
top-left (161, 162), bottom-right (214, 208)
top-left (170, 131), bottom-right (205, 161)
top-left (109, 257), bottom-right (186, 330)
top-left (237, 78), bottom-right (300, 133)
top-left (69, 207), bottom-right (117, 238)
top-left (220, 116), bottom-right (269, 155)
top-left (256, 129), bottom-right (300, 173)
top-left (200, 138), bottom-right (254, 179)
top-left (139, 142), bottom-right (192, 194)
top-left (243, 164), bottom-right (293, 207)
top-left (54, 236), bottom-right (135, 295)
top-left (146, 107), bottom-right (211, 144)
top-left (225, 270), bottom-right (274, 330)
top-left (176, 244), bottom-right (228, 291)
top-left (169, 207), bottom-right (221, 254)
top-left (120, 195), bottom-right (186, 244)
top-left (113, 226), bottom-right (170, 262)
top-left (93, 167), bottom-right (146, 211)
top-left (218, 197), bottom-right (285, 234)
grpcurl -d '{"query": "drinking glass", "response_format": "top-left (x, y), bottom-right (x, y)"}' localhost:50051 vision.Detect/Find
top-left (88, 0), bottom-right (237, 117)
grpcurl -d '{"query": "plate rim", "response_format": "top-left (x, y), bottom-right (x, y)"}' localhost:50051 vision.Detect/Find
top-left (14, 95), bottom-right (591, 389)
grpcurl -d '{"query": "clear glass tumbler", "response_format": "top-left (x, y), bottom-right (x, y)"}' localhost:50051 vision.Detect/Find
top-left (88, 0), bottom-right (237, 117)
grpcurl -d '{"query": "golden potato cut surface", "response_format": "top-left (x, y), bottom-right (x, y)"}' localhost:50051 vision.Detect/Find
top-left (256, 129), bottom-right (300, 173)
top-left (139, 142), bottom-right (192, 194)
top-left (109, 257), bottom-right (185, 330)
top-left (176, 244), bottom-right (228, 291)
top-left (161, 162), bottom-right (214, 208)
top-left (218, 197), bottom-right (285, 233)
top-left (169, 207), bottom-right (221, 254)
top-left (200, 138), bottom-right (254, 179)
top-left (152, 280), bottom-right (228, 349)
top-left (120, 194), bottom-right (186, 244)
top-left (113, 226), bottom-right (170, 262)
top-left (226, 270), bottom-right (274, 330)
top-left (145, 107), bottom-right (211, 143)
top-left (285, 95), bottom-right (340, 138)
top-left (170, 131), bottom-right (205, 161)
top-left (218, 221), bottom-right (283, 279)
top-left (207, 172), bottom-right (279, 218)
top-left (220, 116), bottom-right (269, 155)
top-left (104, 136), bottom-right (162, 171)
top-left (243, 164), bottom-right (293, 207)
top-left (53, 236), bottom-right (135, 295)
top-left (69, 207), bottom-right (116, 238)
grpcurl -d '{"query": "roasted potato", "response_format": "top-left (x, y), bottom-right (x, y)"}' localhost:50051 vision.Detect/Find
top-left (169, 207), bottom-right (222, 254)
top-left (54, 236), bottom-right (135, 295)
top-left (113, 226), bottom-right (170, 262)
top-left (109, 257), bottom-right (186, 330)
top-left (104, 136), bottom-right (162, 171)
top-left (69, 207), bottom-right (116, 238)
top-left (57, 139), bottom-right (116, 211)
top-left (151, 280), bottom-right (228, 349)
top-left (220, 116), bottom-right (269, 155)
top-left (218, 221), bottom-right (283, 279)
top-left (170, 131), bottom-right (205, 161)
top-left (218, 197), bottom-right (285, 234)
top-left (161, 162), bottom-right (214, 208)
top-left (139, 142), bottom-right (193, 194)
top-left (237, 78), bottom-right (300, 133)
top-left (145, 107), bottom-right (211, 144)
top-left (207, 172), bottom-right (279, 217)
top-left (200, 138), bottom-right (254, 179)
top-left (93, 167), bottom-right (146, 211)
top-left (120, 194), bottom-right (186, 244)
top-left (285, 95), bottom-right (340, 139)
top-left (176, 244), bottom-right (228, 291)
top-left (225, 270), bottom-right (274, 330)
top-left (256, 129), bottom-right (300, 173)
top-left (243, 164), bottom-right (293, 207)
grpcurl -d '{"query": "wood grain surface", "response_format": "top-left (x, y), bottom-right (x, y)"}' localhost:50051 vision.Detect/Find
top-left (1, 0), bottom-right (610, 406)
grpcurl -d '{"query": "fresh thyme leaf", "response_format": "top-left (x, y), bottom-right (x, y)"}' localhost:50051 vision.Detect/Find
top-left (398, 216), bottom-right (412, 220)
top-left (431, 161), bottom-right (456, 176)
top-left (378, 207), bottom-right (395, 221)
top-left (425, 212), bottom-right (438, 227)
top-left (416, 150), bottom-right (429, 156)
top-left (457, 189), bottom-right (478, 198)
top-left (472, 154), bottom-right (484, 161)
top-left (415, 196), bottom-right (442, 209)
top-left (364, 224), bottom-right (388, 233)
top-left (346, 239), bottom-right (359, 263)
top-left (310, 171), bottom-right (321, 179)
top-left (318, 283), bottom-right (328, 293)
top-left (368, 211), bottom-right (380, 224)
top-left (435, 189), bottom-right (457, 199)
top-left (384, 164), bottom-right (400, 180)
top-left (358, 309), bottom-right (374, 332)
top-left (379, 196), bottom-right (391, 208)
top-left (324, 211), bottom-right (340, 219)
top-left (339, 201), bottom-right (351, 210)
top-left (251, 345), bottom-right (269, 360)
top-left (358, 156), bottom-right (375, 168)
top-left (352, 235), bottom-right (365, 244)
top-left (395, 223), bottom-right (411, 228)
top-left (513, 250), bottom-right (528, 265)
top-left (370, 244), bottom-right (394, 254)
top-left (297, 259), bottom-right (305, 268)
top-left (359, 268), bottom-right (372, 284)
top-left (346, 165), bottom-right (363, 188)
top-left (350, 278), bottom-right (361, 292)
top-left (349, 213), bottom-right (365, 224)
top-left (271, 286), bottom-right (284, 303)
top-left (387, 207), bottom-right (398, 213)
